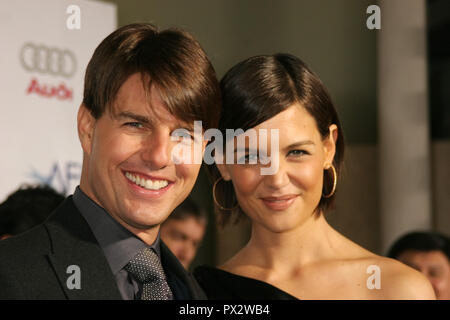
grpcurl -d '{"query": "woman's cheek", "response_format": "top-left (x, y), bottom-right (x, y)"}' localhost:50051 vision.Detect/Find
top-left (230, 166), bottom-right (262, 195)
top-left (294, 161), bottom-right (323, 192)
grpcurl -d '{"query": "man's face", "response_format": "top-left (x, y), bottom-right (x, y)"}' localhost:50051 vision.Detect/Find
top-left (78, 73), bottom-right (205, 241)
top-left (160, 216), bottom-right (206, 269)
top-left (397, 250), bottom-right (450, 300)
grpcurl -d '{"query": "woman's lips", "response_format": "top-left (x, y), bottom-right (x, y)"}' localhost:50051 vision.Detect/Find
top-left (260, 194), bottom-right (299, 211)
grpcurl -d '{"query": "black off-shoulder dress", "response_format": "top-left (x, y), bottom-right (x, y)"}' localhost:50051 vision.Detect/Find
top-left (193, 265), bottom-right (298, 300)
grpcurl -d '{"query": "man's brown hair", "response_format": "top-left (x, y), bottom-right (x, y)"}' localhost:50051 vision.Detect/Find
top-left (82, 23), bottom-right (220, 130)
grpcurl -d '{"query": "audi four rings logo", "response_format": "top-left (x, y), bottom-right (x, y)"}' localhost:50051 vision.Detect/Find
top-left (20, 43), bottom-right (77, 78)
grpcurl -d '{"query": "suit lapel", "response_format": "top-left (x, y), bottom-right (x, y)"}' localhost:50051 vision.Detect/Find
top-left (44, 197), bottom-right (122, 300)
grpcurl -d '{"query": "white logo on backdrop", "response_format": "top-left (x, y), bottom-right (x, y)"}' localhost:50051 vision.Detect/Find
top-left (20, 43), bottom-right (77, 78)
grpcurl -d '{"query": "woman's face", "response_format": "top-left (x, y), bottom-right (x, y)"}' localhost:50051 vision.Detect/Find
top-left (217, 104), bottom-right (337, 233)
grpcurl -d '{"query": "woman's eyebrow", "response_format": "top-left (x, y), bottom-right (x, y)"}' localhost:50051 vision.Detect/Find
top-left (233, 141), bottom-right (316, 153)
top-left (285, 140), bottom-right (315, 149)
top-left (233, 147), bottom-right (258, 153)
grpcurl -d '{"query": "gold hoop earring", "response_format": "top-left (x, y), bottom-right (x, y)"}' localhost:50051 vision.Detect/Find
top-left (213, 177), bottom-right (239, 211)
top-left (322, 164), bottom-right (337, 198)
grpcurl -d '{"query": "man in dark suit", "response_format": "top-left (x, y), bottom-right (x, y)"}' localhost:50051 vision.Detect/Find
top-left (0, 23), bottom-right (220, 300)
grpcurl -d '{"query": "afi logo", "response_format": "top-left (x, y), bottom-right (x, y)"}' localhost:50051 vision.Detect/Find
top-left (30, 161), bottom-right (81, 195)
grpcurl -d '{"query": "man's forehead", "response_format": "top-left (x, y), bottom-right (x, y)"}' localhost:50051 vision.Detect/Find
top-left (111, 96), bottom-right (192, 129)
top-left (113, 108), bottom-right (194, 129)
top-left (400, 250), bottom-right (449, 263)
top-left (107, 73), bottom-right (198, 130)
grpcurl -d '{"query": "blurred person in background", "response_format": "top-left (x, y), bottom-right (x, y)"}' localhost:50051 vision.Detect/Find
top-left (160, 198), bottom-right (207, 269)
top-left (388, 231), bottom-right (450, 300)
top-left (0, 185), bottom-right (65, 240)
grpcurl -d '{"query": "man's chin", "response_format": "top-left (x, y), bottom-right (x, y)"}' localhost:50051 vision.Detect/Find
top-left (124, 216), bottom-right (165, 230)
top-left (125, 209), bottom-right (172, 227)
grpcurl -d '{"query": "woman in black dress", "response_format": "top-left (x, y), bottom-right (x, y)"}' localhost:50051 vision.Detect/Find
top-left (194, 54), bottom-right (435, 300)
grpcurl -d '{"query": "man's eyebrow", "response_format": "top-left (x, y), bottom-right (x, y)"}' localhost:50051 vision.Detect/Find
top-left (401, 261), bottom-right (419, 270)
top-left (116, 111), bottom-right (150, 124)
top-left (116, 111), bottom-right (195, 131)
top-left (429, 265), bottom-right (443, 270)
top-left (176, 121), bottom-right (195, 131)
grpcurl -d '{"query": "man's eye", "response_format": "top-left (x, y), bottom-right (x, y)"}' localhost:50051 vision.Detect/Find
top-left (172, 129), bottom-right (195, 141)
top-left (124, 122), bottom-right (143, 128)
top-left (173, 135), bottom-right (194, 143)
top-left (429, 268), bottom-right (442, 278)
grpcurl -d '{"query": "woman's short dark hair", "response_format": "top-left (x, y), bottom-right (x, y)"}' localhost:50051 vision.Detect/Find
top-left (387, 231), bottom-right (450, 261)
top-left (208, 54), bottom-right (345, 226)
top-left (83, 23), bottom-right (220, 130)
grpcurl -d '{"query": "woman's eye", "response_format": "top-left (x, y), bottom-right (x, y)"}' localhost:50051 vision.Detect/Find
top-left (238, 153), bottom-right (258, 164)
top-left (288, 149), bottom-right (308, 157)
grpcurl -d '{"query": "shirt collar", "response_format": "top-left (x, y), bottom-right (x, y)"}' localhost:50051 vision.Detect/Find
top-left (73, 186), bottom-right (161, 275)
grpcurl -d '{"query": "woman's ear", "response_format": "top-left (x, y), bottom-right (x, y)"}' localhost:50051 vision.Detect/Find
top-left (216, 163), bottom-right (231, 181)
top-left (213, 148), bottom-right (232, 181)
top-left (77, 104), bottom-right (95, 156)
top-left (323, 124), bottom-right (338, 168)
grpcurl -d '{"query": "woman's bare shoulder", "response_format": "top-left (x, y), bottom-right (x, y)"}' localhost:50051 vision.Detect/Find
top-left (365, 255), bottom-right (436, 300)
top-left (330, 236), bottom-right (435, 300)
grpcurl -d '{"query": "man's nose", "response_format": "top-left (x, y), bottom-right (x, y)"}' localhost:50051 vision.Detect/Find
top-left (179, 245), bottom-right (195, 266)
top-left (141, 130), bottom-right (171, 169)
top-left (426, 277), bottom-right (439, 295)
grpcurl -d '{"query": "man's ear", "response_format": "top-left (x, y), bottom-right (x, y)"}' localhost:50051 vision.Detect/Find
top-left (202, 138), bottom-right (208, 153)
top-left (77, 104), bottom-right (95, 156)
top-left (323, 124), bottom-right (338, 168)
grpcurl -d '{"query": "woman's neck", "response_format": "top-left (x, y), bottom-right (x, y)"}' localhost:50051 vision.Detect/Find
top-left (236, 213), bottom-right (343, 272)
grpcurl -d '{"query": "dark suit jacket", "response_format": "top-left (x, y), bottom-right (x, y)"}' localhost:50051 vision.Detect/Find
top-left (0, 197), bottom-right (206, 300)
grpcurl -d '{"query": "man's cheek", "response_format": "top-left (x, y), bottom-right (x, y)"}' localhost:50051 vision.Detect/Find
top-left (177, 163), bottom-right (201, 181)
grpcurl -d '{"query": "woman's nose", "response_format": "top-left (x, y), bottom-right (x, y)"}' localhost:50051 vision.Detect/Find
top-left (264, 162), bottom-right (289, 189)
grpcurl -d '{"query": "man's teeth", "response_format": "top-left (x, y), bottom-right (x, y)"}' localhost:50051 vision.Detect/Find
top-left (125, 172), bottom-right (169, 190)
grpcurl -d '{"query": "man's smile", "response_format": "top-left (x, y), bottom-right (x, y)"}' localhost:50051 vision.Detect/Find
top-left (124, 171), bottom-right (173, 191)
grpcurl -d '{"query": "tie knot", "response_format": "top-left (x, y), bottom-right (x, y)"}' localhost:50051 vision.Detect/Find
top-left (125, 247), bottom-right (166, 283)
